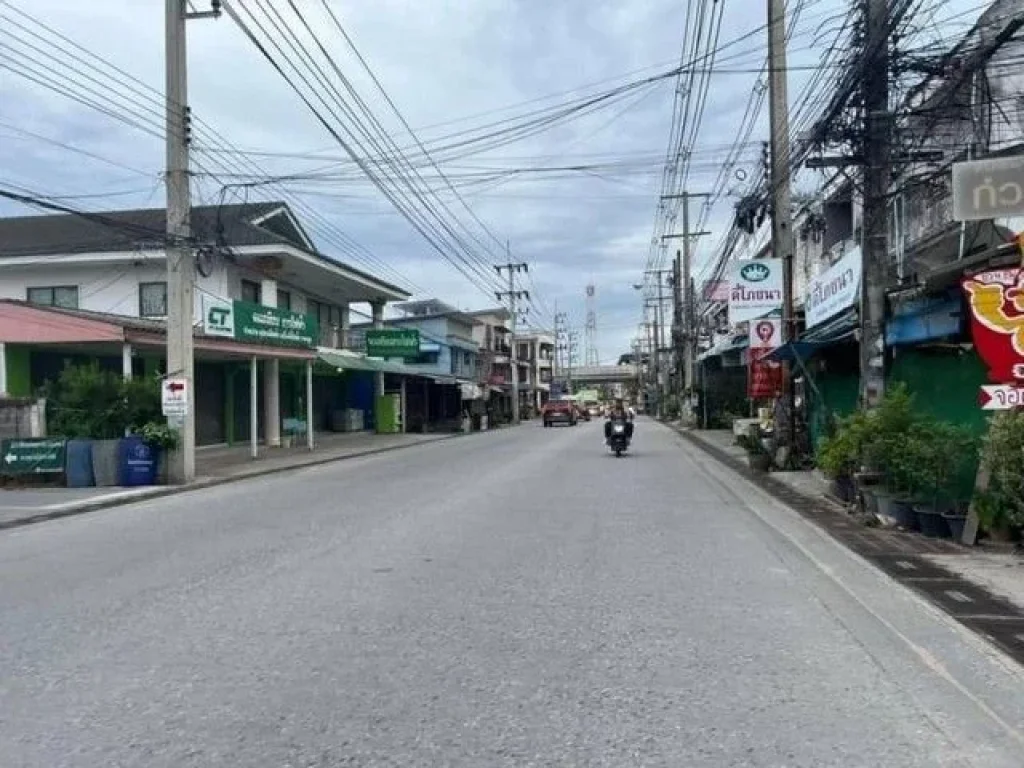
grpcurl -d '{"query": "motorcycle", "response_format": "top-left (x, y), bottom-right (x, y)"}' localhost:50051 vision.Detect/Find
top-left (608, 420), bottom-right (629, 457)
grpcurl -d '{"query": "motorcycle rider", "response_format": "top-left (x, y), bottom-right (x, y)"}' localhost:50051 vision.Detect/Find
top-left (604, 398), bottom-right (634, 444)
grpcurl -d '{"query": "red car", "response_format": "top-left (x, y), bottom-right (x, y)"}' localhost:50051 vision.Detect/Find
top-left (542, 400), bottom-right (578, 427)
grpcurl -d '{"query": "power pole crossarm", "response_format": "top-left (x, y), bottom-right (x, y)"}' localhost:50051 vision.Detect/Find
top-left (495, 255), bottom-right (529, 424)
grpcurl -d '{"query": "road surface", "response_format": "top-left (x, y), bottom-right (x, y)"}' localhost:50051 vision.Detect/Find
top-left (1, 420), bottom-right (1023, 766)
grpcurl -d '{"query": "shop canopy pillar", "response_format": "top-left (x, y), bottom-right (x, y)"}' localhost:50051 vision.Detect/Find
top-left (261, 284), bottom-right (282, 448)
top-left (371, 300), bottom-right (385, 399)
top-left (306, 359), bottom-right (315, 451)
top-left (249, 355), bottom-right (259, 460)
top-left (121, 343), bottom-right (132, 380)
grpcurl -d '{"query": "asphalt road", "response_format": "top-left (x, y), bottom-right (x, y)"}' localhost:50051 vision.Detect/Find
top-left (2, 419), bottom-right (1023, 767)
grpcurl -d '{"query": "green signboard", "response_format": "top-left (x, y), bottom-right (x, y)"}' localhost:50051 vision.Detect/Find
top-left (1, 438), bottom-right (66, 475)
top-left (205, 298), bottom-right (318, 348)
top-left (366, 329), bottom-right (420, 359)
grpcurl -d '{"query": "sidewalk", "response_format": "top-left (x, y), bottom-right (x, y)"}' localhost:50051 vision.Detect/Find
top-left (673, 424), bottom-right (1024, 659)
top-left (0, 430), bottom-right (458, 530)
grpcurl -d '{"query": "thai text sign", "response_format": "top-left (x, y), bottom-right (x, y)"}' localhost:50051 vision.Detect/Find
top-left (2, 438), bottom-right (65, 474)
top-left (366, 329), bottom-right (420, 358)
top-left (203, 298), bottom-right (317, 348)
top-left (979, 384), bottom-right (1024, 410)
top-left (952, 155), bottom-right (1024, 221)
top-left (233, 301), bottom-right (317, 347)
top-left (805, 248), bottom-right (861, 329)
top-left (961, 267), bottom-right (1024, 384)
top-left (728, 259), bottom-right (783, 325)
top-left (748, 348), bottom-right (782, 398)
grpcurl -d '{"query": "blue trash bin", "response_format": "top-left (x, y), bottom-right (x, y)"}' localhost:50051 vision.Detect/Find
top-left (65, 439), bottom-right (95, 487)
top-left (118, 436), bottom-right (158, 487)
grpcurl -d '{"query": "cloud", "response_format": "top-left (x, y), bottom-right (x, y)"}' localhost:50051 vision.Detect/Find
top-left (2, 0), bottom-right (893, 362)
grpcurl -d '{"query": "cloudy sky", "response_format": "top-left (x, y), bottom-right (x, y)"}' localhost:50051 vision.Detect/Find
top-left (0, 0), bottom-right (989, 362)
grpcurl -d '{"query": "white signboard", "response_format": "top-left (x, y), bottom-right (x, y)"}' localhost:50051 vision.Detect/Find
top-left (161, 377), bottom-right (189, 417)
top-left (748, 318), bottom-right (781, 349)
top-left (979, 384), bottom-right (1024, 410)
top-left (952, 155), bottom-right (1024, 221)
top-left (202, 296), bottom-right (235, 338)
top-left (805, 247), bottom-right (862, 330)
top-left (728, 259), bottom-right (783, 325)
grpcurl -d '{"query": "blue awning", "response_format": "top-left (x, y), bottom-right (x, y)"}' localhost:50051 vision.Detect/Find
top-left (764, 308), bottom-right (857, 363)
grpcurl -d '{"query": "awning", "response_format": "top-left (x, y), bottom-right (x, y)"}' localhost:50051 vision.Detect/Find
top-left (697, 332), bottom-right (748, 362)
top-left (318, 348), bottom-right (424, 377)
top-left (764, 308), bottom-right (858, 363)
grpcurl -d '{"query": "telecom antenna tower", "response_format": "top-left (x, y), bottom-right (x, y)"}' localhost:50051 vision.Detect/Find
top-left (584, 283), bottom-right (599, 366)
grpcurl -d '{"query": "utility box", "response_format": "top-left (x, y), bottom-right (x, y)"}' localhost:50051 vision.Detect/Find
top-left (375, 395), bottom-right (401, 434)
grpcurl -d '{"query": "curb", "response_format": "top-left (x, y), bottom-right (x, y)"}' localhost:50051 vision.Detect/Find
top-left (0, 433), bottom-right (461, 532)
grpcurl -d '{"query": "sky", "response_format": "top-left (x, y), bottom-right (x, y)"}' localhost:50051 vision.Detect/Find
top-left (0, 0), bottom-right (992, 363)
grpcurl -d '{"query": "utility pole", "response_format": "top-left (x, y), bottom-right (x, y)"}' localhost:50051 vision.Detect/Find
top-left (165, 0), bottom-right (219, 485)
top-left (496, 251), bottom-right (529, 424)
top-left (860, 0), bottom-right (890, 407)
top-left (766, 0), bottom-right (796, 454)
top-left (661, 193), bottom-right (711, 421)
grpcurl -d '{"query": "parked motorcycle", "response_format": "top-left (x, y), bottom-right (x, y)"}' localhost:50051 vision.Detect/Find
top-left (608, 421), bottom-right (629, 457)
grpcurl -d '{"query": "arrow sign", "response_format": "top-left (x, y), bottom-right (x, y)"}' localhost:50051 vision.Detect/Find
top-left (979, 384), bottom-right (1024, 410)
top-left (166, 381), bottom-right (185, 392)
top-left (4, 453), bottom-right (16, 464)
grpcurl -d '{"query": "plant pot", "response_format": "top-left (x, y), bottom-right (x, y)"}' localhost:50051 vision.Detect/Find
top-left (747, 452), bottom-right (771, 472)
top-left (829, 475), bottom-right (856, 504)
top-left (942, 512), bottom-right (967, 542)
top-left (913, 505), bottom-right (950, 538)
top-left (890, 498), bottom-right (919, 531)
top-left (871, 490), bottom-right (902, 527)
top-left (91, 438), bottom-right (120, 487)
top-left (859, 486), bottom-right (879, 516)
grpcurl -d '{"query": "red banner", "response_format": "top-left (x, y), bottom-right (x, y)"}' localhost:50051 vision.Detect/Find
top-left (748, 347), bottom-right (783, 398)
top-left (961, 267), bottom-right (1024, 384)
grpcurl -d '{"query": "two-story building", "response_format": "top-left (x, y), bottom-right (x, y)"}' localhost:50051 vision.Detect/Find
top-left (469, 308), bottom-right (514, 424)
top-left (350, 298), bottom-right (481, 431)
top-left (0, 201), bottom-right (412, 446)
top-left (514, 331), bottom-right (555, 412)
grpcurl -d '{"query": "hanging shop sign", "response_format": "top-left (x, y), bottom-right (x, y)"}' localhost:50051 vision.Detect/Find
top-left (748, 348), bottom-right (783, 399)
top-left (366, 329), bottom-right (420, 359)
top-left (728, 259), bottom-right (783, 326)
top-left (748, 318), bottom-right (781, 350)
top-left (203, 297), bottom-right (317, 348)
top-left (961, 267), bottom-right (1024, 384)
top-left (805, 247), bottom-right (861, 330)
top-left (952, 155), bottom-right (1024, 221)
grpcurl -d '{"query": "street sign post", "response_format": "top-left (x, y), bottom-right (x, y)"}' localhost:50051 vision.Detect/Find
top-left (1, 438), bottom-right (66, 474)
top-left (161, 377), bottom-right (189, 418)
top-left (979, 384), bottom-right (1024, 410)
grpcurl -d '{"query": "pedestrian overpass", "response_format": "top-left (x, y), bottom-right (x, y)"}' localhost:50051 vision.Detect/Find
top-left (560, 364), bottom-right (637, 386)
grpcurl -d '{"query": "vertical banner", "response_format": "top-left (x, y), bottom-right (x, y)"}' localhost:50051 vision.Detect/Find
top-left (747, 318), bottom-right (782, 398)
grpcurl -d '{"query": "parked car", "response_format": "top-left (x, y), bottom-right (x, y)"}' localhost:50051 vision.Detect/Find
top-left (542, 400), bottom-right (577, 427)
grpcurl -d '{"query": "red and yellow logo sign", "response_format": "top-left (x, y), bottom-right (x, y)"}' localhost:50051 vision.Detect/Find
top-left (962, 267), bottom-right (1024, 383)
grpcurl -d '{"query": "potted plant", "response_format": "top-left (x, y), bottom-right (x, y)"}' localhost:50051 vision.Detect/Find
top-left (911, 421), bottom-right (977, 538)
top-left (738, 427), bottom-right (772, 472)
top-left (973, 410), bottom-right (1024, 541)
top-left (817, 410), bottom-right (872, 503)
top-left (137, 421), bottom-right (180, 484)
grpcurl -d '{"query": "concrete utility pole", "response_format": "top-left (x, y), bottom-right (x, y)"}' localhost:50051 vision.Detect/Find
top-left (496, 251), bottom-right (529, 424)
top-left (766, 0), bottom-right (796, 454)
top-left (661, 193), bottom-right (711, 416)
top-left (860, 0), bottom-right (890, 407)
top-left (165, 0), bottom-right (219, 485)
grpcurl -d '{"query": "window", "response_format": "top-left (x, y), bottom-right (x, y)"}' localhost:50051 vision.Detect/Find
top-left (276, 289), bottom-right (291, 311)
top-left (450, 351), bottom-right (459, 375)
top-left (241, 279), bottom-right (261, 304)
top-left (139, 282), bottom-right (167, 317)
top-left (27, 285), bottom-right (78, 308)
top-left (463, 352), bottom-right (471, 367)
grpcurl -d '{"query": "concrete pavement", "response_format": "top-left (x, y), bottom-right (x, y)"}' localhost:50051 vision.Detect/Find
top-left (1, 419), bottom-right (1023, 766)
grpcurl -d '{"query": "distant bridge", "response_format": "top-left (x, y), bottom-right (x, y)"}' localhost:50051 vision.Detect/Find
top-left (558, 364), bottom-right (637, 385)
